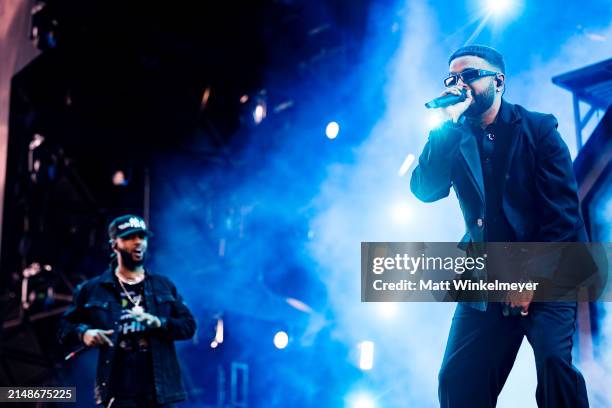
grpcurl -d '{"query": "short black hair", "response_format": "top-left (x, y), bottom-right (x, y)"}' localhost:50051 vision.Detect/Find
top-left (448, 45), bottom-right (505, 73)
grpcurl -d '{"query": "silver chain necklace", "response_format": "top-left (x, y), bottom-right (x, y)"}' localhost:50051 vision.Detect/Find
top-left (115, 271), bottom-right (144, 314)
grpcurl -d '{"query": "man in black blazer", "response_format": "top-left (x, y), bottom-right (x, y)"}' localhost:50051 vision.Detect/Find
top-left (411, 45), bottom-right (589, 407)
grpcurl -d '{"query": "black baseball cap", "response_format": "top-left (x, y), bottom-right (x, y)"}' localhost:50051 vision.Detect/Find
top-left (108, 215), bottom-right (153, 240)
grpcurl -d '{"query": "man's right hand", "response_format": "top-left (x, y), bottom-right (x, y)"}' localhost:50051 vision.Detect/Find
top-left (83, 329), bottom-right (114, 347)
top-left (439, 86), bottom-right (473, 123)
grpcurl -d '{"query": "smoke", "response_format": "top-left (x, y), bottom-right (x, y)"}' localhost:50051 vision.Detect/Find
top-left (508, 23), bottom-right (612, 158)
top-left (507, 22), bottom-right (612, 406)
top-left (309, 1), bottom-right (611, 407)
top-left (309, 1), bottom-right (463, 406)
top-left (149, 0), bottom-right (611, 405)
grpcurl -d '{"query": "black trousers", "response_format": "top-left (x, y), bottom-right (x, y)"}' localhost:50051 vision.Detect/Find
top-left (438, 302), bottom-right (588, 408)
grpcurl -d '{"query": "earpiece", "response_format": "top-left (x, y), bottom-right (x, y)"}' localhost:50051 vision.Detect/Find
top-left (495, 76), bottom-right (504, 94)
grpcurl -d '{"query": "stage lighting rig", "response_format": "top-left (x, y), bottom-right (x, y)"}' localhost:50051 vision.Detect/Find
top-left (30, 1), bottom-right (59, 51)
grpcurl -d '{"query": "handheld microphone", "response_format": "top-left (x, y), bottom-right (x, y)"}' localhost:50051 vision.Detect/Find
top-left (425, 89), bottom-right (467, 109)
top-left (64, 345), bottom-right (88, 361)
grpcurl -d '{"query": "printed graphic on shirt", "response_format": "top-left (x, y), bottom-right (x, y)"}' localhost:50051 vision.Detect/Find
top-left (117, 282), bottom-right (150, 352)
top-left (111, 278), bottom-right (154, 397)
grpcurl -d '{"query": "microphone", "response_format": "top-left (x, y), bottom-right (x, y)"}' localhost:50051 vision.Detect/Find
top-left (64, 345), bottom-right (88, 361)
top-left (425, 89), bottom-right (467, 109)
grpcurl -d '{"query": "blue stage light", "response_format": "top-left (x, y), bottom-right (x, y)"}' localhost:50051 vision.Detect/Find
top-left (359, 341), bottom-right (375, 370)
top-left (253, 102), bottom-right (266, 124)
top-left (273, 331), bottom-right (289, 349)
top-left (391, 202), bottom-right (412, 224)
top-left (398, 153), bottom-right (415, 177)
top-left (485, 0), bottom-right (514, 15)
top-left (427, 111), bottom-right (444, 130)
top-left (349, 392), bottom-right (377, 408)
top-left (326, 121), bottom-right (340, 139)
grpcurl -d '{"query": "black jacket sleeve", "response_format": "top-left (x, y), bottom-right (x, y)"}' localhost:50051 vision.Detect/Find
top-left (410, 122), bottom-right (463, 203)
top-left (57, 282), bottom-right (91, 348)
top-left (519, 115), bottom-right (586, 282)
top-left (157, 279), bottom-right (197, 341)
top-left (534, 114), bottom-right (584, 242)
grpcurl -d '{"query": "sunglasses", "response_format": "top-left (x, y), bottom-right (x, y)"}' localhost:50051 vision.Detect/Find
top-left (444, 68), bottom-right (499, 87)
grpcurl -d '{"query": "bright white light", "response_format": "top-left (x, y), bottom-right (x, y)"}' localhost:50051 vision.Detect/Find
top-left (377, 302), bottom-right (398, 319)
top-left (359, 341), bottom-right (374, 370)
top-left (349, 393), bottom-right (377, 408)
top-left (485, 0), bottom-right (514, 15)
top-left (390, 202), bottom-right (411, 224)
top-left (325, 121), bottom-right (340, 139)
top-left (427, 111), bottom-right (444, 130)
top-left (273, 331), bottom-right (289, 349)
top-left (215, 318), bottom-right (224, 344)
top-left (253, 103), bottom-right (266, 124)
top-left (210, 340), bottom-right (218, 349)
top-left (398, 153), bottom-right (415, 177)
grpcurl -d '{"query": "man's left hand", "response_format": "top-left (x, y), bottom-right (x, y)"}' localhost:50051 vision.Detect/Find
top-left (128, 309), bottom-right (162, 328)
top-left (506, 289), bottom-right (534, 315)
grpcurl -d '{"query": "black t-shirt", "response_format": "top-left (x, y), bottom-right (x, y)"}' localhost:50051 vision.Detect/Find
top-left (110, 276), bottom-right (155, 398)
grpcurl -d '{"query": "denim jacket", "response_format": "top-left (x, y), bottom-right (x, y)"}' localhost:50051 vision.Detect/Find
top-left (58, 269), bottom-right (196, 405)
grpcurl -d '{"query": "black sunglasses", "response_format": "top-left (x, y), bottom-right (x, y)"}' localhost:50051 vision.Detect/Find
top-left (444, 68), bottom-right (499, 87)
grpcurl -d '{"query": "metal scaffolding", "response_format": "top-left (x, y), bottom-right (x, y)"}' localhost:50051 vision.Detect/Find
top-left (552, 57), bottom-right (612, 151)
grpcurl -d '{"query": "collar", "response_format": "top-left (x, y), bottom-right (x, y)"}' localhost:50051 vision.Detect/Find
top-left (498, 98), bottom-right (519, 125)
top-left (100, 268), bottom-right (149, 285)
top-left (466, 98), bottom-right (520, 131)
top-left (100, 268), bottom-right (116, 286)
top-left (115, 270), bottom-right (146, 285)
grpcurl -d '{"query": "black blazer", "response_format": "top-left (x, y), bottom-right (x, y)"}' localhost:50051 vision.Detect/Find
top-left (411, 99), bottom-right (587, 248)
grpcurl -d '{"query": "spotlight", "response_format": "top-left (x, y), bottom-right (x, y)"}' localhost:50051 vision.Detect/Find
top-left (484, 0), bottom-right (514, 15)
top-left (200, 86), bottom-right (211, 110)
top-left (214, 318), bottom-right (224, 344)
top-left (358, 341), bottom-right (374, 370)
top-left (253, 101), bottom-right (267, 125)
top-left (112, 170), bottom-right (128, 186)
top-left (273, 99), bottom-right (294, 113)
top-left (390, 202), bottom-right (411, 224)
top-left (29, 134), bottom-right (45, 150)
top-left (349, 392), bottom-right (377, 408)
top-left (286, 297), bottom-right (314, 313)
top-left (377, 302), bottom-right (398, 319)
top-left (397, 153), bottom-right (415, 177)
top-left (273, 331), bottom-right (289, 349)
top-left (240, 91), bottom-right (267, 126)
top-left (427, 111), bottom-right (444, 130)
top-left (325, 121), bottom-right (340, 139)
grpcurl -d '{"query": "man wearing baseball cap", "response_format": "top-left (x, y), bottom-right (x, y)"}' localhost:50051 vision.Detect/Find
top-left (59, 215), bottom-right (196, 407)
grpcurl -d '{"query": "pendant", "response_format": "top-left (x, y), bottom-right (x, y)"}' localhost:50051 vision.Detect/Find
top-left (132, 305), bottom-right (144, 314)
